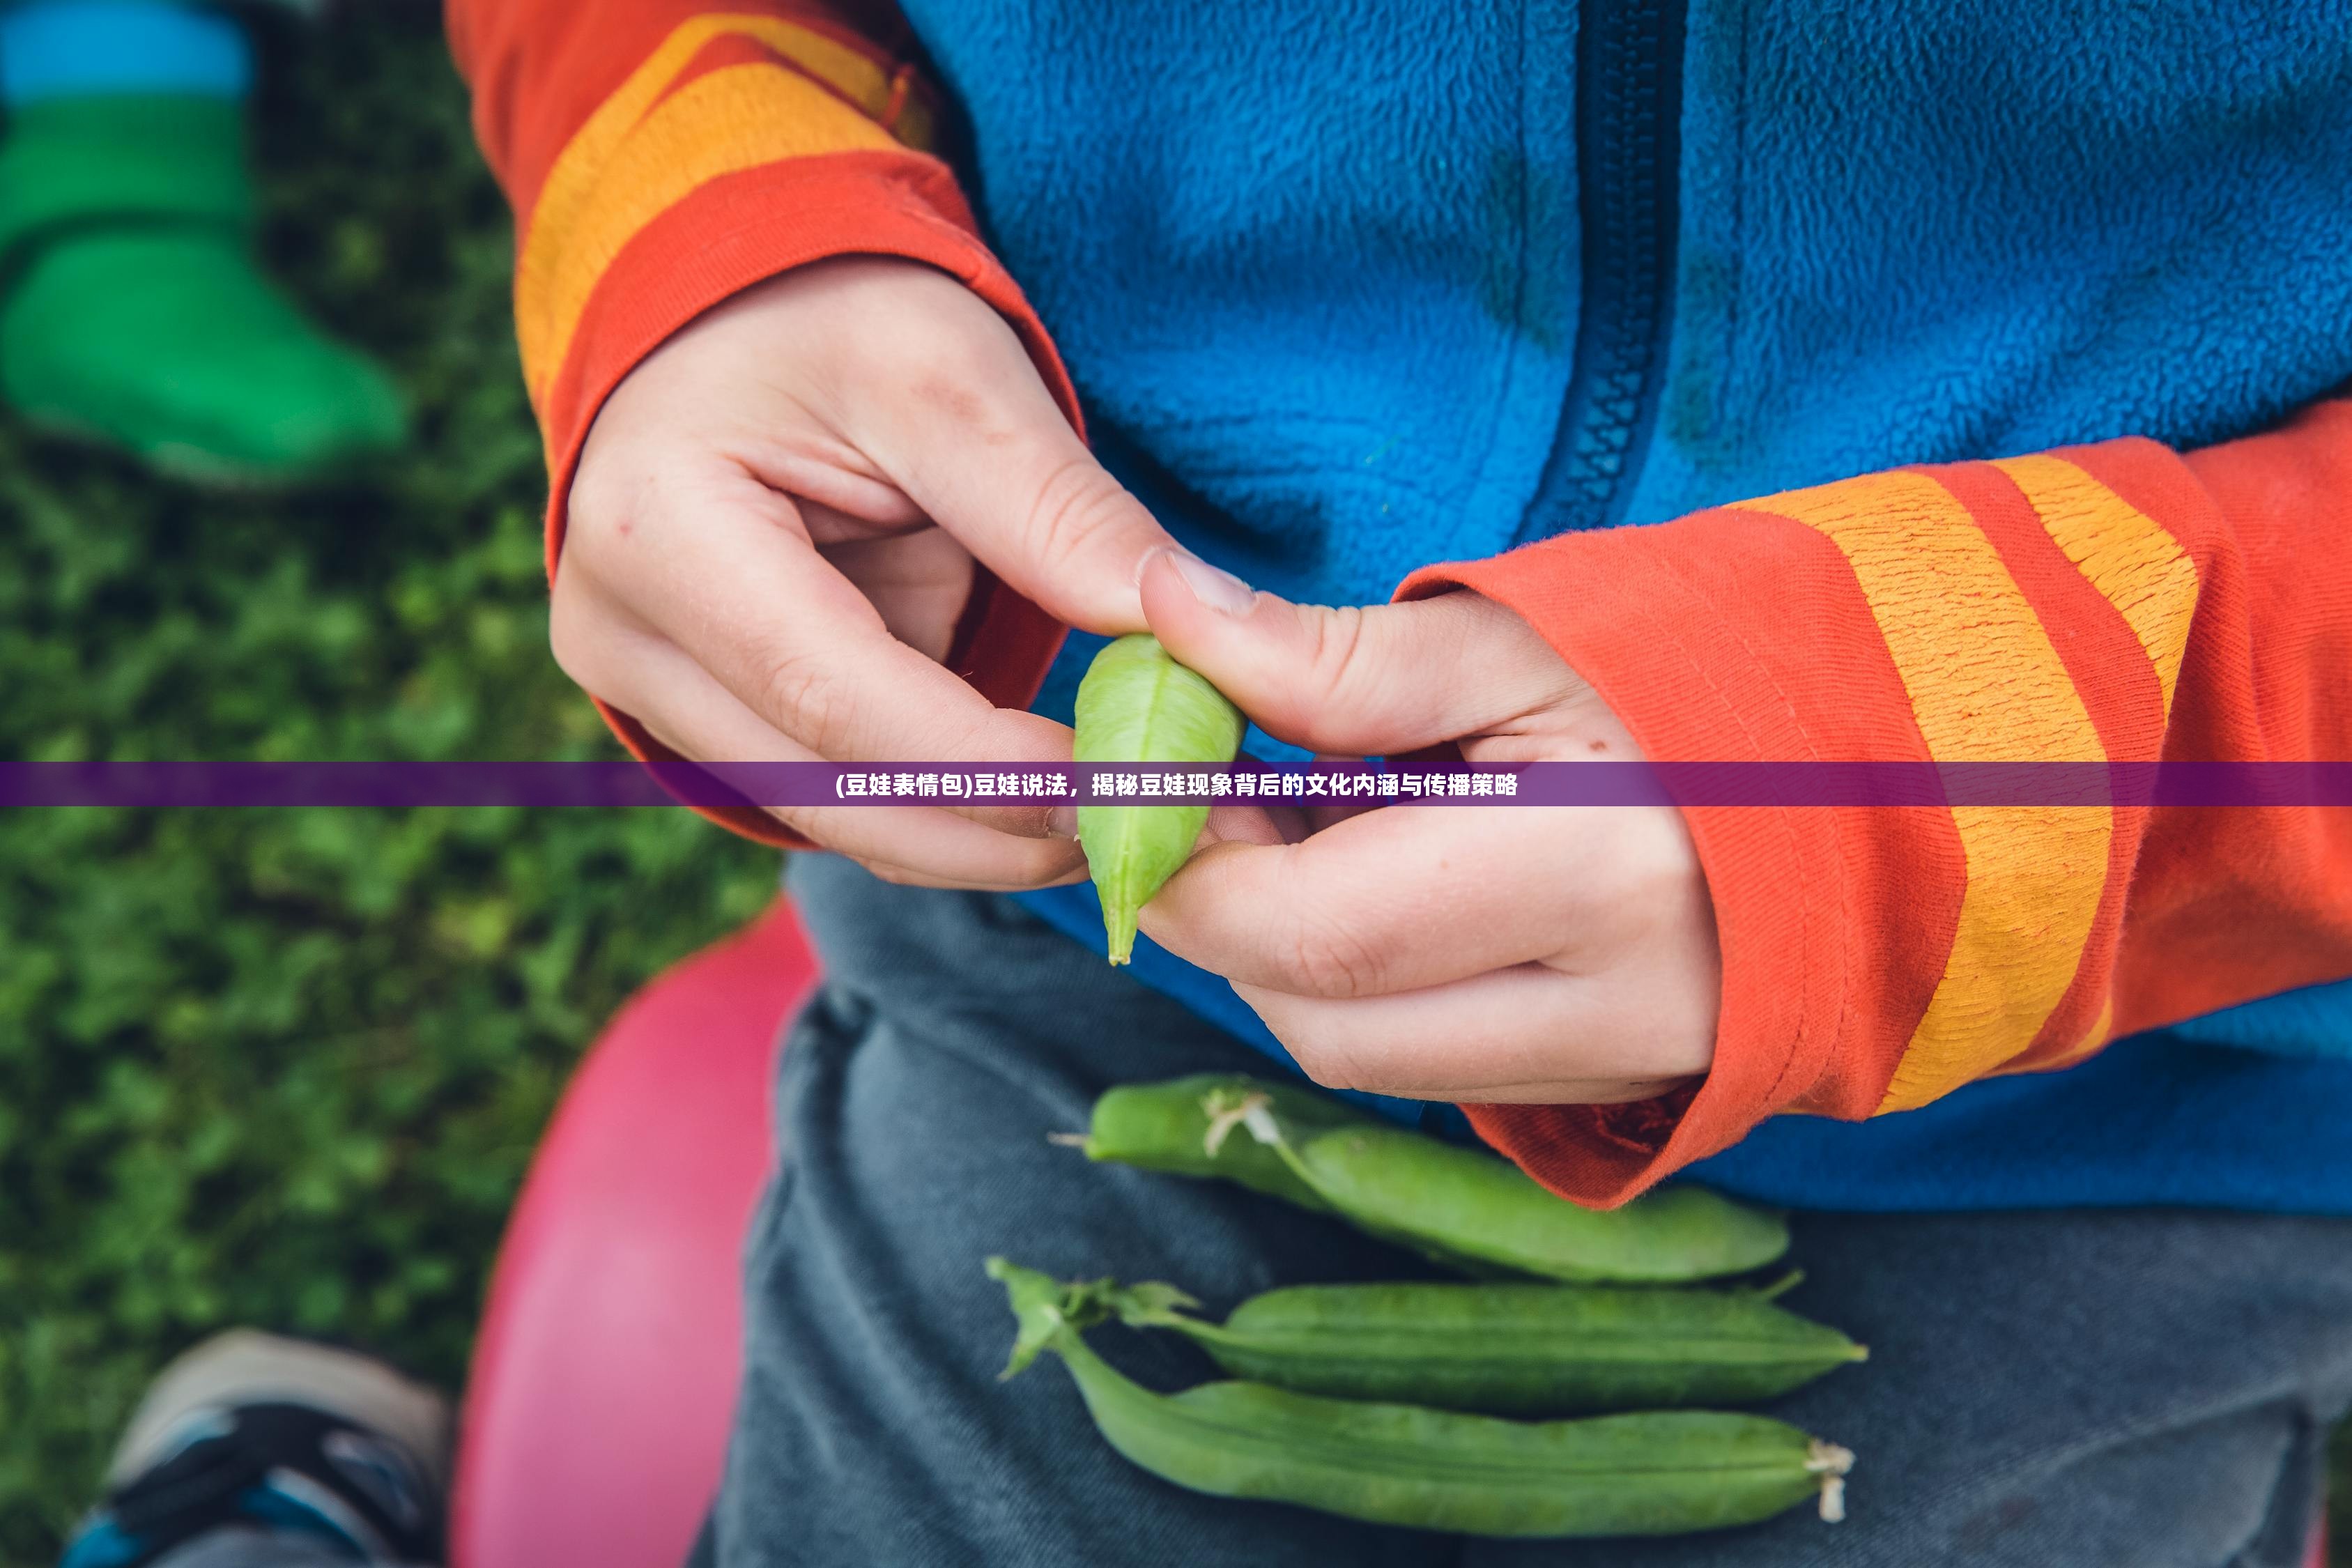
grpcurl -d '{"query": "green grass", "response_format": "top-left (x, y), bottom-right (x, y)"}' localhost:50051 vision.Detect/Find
top-left (0, 8), bottom-right (2344, 1566)
top-left (0, 12), bottom-right (775, 1560)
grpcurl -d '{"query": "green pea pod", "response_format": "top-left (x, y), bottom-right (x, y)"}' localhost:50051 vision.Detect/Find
top-left (1068, 1073), bottom-right (1382, 1213)
top-left (989, 1259), bottom-right (1854, 1537)
top-left (1066, 1076), bottom-right (1517, 1275)
top-left (1237, 1096), bottom-right (1790, 1284)
top-left (1106, 1277), bottom-right (1868, 1415)
top-left (1072, 634), bottom-right (1244, 964)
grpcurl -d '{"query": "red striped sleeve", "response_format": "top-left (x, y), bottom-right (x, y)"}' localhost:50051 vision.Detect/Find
top-left (1404, 402), bottom-right (2352, 1206)
top-left (447, 0), bottom-right (1069, 844)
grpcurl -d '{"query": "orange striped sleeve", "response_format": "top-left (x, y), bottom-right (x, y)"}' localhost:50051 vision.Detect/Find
top-left (447, 0), bottom-right (1070, 845)
top-left (1404, 401), bottom-right (2352, 1206)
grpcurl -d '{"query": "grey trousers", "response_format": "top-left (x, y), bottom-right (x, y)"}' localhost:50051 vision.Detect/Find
top-left (685, 853), bottom-right (2351, 1567)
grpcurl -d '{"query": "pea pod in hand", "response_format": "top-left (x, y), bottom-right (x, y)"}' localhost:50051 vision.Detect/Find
top-left (1072, 634), bottom-right (1244, 964)
top-left (989, 1259), bottom-right (1855, 1537)
top-left (1104, 1275), bottom-right (1868, 1415)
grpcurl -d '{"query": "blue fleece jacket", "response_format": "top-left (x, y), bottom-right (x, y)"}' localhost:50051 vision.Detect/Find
top-left (882, 0), bottom-right (2352, 1213)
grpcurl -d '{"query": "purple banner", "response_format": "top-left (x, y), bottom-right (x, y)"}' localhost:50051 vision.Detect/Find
top-left (3, 760), bottom-right (2352, 809)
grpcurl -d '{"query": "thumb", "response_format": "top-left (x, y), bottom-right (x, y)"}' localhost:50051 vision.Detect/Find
top-left (856, 308), bottom-right (1178, 635)
top-left (1138, 551), bottom-right (1580, 755)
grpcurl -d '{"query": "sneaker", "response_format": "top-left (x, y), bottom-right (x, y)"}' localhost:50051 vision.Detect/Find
top-left (61, 1330), bottom-right (449, 1568)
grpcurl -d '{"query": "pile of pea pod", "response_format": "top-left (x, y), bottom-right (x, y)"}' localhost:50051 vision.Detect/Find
top-left (999, 1074), bottom-right (1861, 1539)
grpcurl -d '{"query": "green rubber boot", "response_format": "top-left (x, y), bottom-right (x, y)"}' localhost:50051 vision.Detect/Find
top-left (0, 95), bottom-right (406, 485)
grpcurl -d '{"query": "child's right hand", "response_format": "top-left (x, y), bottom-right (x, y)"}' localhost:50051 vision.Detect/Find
top-left (555, 258), bottom-right (1181, 890)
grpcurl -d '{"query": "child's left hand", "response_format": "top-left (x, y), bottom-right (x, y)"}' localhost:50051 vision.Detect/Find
top-left (1135, 549), bottom-right (1720, 1106)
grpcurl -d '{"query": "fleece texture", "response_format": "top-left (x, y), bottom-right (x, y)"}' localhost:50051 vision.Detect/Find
top-left (452, 0), bottom-right (2352, 1211)
top-left (913, 0), bottom-right (2352, 590)
top-left (943, 0), bottom-right (2352, 1210)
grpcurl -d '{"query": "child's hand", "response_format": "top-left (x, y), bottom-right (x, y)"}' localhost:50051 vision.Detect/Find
top-left (556, 259), bottom-right (1179, 889)
top-left (1136, 552), bottom-right (1721, 1105)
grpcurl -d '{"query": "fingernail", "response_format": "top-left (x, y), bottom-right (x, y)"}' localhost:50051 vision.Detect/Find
top-left (1165, 550), bottom-right (1257, 616)
top-left (1045, 805), bottom-right (1079, 840)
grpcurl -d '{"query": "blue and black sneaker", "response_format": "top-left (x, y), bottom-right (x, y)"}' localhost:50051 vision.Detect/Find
top-left (61, 1330), bottom-right (449, 1568)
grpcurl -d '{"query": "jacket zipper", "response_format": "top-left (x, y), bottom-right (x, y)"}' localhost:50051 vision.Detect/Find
top-left (1517, 0), bottom-right (1689, 541)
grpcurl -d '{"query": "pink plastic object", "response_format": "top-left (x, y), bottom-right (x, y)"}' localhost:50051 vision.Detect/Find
top-left (449, 900), bottom-right (818, 1568)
